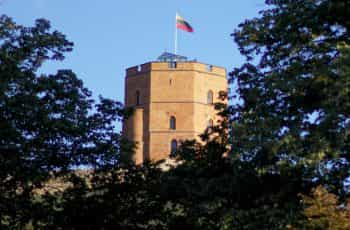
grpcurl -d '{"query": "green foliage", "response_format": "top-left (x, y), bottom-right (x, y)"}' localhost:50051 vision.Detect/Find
top-left (231, 0), bottom-right (350, 195)
top-left (0, 15), bottom-right (133, 228)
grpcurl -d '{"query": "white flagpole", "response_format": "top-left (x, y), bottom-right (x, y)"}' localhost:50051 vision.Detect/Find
top-left (175, 12), bottom-right (178, 55)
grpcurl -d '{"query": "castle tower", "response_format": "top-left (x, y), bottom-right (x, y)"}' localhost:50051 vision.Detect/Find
top-left (123, 53), bottom-right (227, 164)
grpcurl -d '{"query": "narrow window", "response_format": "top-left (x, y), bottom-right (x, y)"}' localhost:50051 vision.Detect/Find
top-left (208, 119), bottom-right (214, 129)
top-left (207, 65), bottom-right (213, 72)
top-left (136, 90), bottom-right (140, 105)
top-left (207, 90), bottom-right (213, 104)
top-left (169, 62), bottom-right (177, 69)
top-left (170, 139), bottom-right (177, 157)
top-left (170, 116), bottom-right (176, 130)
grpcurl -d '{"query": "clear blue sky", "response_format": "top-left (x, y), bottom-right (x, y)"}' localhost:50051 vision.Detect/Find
top-left (1, 0), bottom-right (263, 129)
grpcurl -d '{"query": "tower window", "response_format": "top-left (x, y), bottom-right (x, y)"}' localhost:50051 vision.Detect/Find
top-left (170, 116), bottom-right (176, 130)
top-left (207, 90), bottom-right (213, 104)
top-left (208, 119), bottom-right (214, 129)
top-left (170, 139), bottom-right (177, 157)
top-left (169, 62), bottom-right (177, 69)
top-left (136, 90), bottom-right (140, 105)
top-left (207, 65), bottom-right (213, 72)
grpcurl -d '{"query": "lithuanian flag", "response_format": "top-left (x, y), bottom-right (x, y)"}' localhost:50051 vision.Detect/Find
top-left (176, 13), bottom-right (194, 33)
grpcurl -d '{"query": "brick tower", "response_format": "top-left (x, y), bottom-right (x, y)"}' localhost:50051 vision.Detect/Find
top-left (123, 53), bottom-right (227, 164)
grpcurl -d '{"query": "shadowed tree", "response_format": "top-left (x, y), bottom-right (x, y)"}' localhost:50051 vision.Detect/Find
top-left (231, 0), bottom-right (350, 196)
top-left (0, 15), bottom-right (133, 228)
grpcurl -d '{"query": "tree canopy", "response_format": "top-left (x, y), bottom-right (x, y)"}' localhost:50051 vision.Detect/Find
top-left (231, 0), bottom-right (350, 196)
top-left (0, 15), bottom-right (133, 228)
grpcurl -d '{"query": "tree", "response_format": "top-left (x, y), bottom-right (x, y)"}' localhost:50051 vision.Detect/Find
top-left (231, 0), bottom-right (350, 196)
top-left (299, 185), bottom-right (350, 229)
top-left (0, 15), bottom-right (132, 228)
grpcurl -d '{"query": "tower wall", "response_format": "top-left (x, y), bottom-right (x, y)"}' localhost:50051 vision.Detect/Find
top-left (124, 107), bottom-right (144, 164)
top-left (124, 65), bottom-right (150, 162)
top-left (193, 69), bottom-right (227, 132)
top-left (149, 63), bottom-right (196, 161)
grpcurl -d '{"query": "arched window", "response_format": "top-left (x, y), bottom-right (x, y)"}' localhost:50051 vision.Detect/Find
top-left (170, 116), bottom-right (176, 130)
top-left (170, 139), bottom-right (177, 157)
top-left (136, 91), bottom-right (140, 105)
top-left (208, 119), bottom-right (214, 129)
top-left (207, 90), bottom-right (213, 104)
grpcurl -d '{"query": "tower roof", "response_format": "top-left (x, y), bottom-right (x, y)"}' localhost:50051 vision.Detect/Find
top-left (157, 52), bottom-right (188, 62)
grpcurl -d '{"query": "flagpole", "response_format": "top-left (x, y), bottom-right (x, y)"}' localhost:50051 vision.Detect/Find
top-left (174, 12), bottom-right (178, 55)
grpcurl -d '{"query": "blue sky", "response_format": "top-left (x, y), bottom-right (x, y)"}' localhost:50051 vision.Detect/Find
top-left (1, 0), bottom-right (263, 129)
